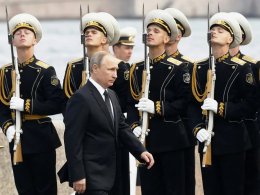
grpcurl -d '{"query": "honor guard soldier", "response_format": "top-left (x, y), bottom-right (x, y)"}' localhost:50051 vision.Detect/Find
top-left (229, 12), bottom-right (260, 195)
top-left (190, 12), bottom-right (255, 195)
top-left (128, 9), bottom-right (190, 195)
top-left (165, 8), bottom-right (196, 195)
top-left (62, 12), bottom-right (131, 195)
top-left (0, 13), bottom-right (64, 194)
top-left (63, 12), bottom-right (129, 113)
top-left (113, 26), bottom-right (137, 63)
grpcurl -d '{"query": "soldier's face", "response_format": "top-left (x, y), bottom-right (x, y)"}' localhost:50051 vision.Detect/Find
top-left (84, 28), bottom-right (107, 47)
top-left (92, 55), bottom-right (118, 89)
top-left (146, 25), bottom-right (170, 47)
top-left (113, 45), bottom-right (134, 62)
top-left (13, 28), bottom-right (37, 48)
top-left (210, 26), bottom-right (233, 47)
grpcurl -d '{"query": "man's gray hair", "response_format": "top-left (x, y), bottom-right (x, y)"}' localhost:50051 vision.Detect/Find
top-left (89, 51), bottom-right (110, 72)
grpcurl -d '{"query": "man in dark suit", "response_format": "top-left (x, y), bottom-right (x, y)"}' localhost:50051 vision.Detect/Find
top-left (64, 51), bottom-right (154, 195)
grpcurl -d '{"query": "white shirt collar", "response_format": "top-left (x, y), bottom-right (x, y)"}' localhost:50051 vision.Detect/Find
top-left (89, 77), bottom-right (106, 100)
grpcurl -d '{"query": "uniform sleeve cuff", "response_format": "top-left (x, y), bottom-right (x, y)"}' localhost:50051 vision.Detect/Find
top-left (2, 121), bottom-right (13, 135)
top-left (193, 124), bottom-right (205, 137)
top-left (130, 122), bottom-right (140, 130)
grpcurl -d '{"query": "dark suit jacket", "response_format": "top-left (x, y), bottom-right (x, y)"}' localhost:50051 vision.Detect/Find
top-left (63, 81), bottom-right (146, 191)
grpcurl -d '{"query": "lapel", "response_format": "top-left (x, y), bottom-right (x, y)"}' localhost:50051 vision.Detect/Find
top-left (88, 82), bottom-right (115, 133)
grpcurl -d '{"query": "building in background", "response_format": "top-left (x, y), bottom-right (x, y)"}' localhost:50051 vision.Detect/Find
top-left (0, 0), bottom-right (260, 20)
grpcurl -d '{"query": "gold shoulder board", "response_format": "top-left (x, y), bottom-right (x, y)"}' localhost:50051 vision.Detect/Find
top-left (36, 61), bottom-right (50, 69)
top-left (167, 57), bottom-right (182, 66)
top-left (1, 63), bottom-right (12, 69)
top-left (242, 55), bottom-right (257, 64)
top-left (231, 57), bottom-right (246, 65)
top-left (68, 57), bottom-right (83, 65)
top-left (181, 56), bottom-right (194, 63)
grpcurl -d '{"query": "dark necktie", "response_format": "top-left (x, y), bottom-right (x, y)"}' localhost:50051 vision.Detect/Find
top-left (103, 90), bottom-right (114, 121)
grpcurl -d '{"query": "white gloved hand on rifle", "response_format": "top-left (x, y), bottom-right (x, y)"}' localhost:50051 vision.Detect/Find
top-left (201, 98), bottom-right (218, 114)
top-left (135, 98), bottom-right (155, 114)
top-left (6, 125), bottom-right (15, 143)
top-left (10, 97), bottom-right (24, 111)
top-left (133, 126), bottom-right (142, 138)
top-left (196, 128), bottom-right (210, 143)
top-left (6, 125), bottom-right (23, 143)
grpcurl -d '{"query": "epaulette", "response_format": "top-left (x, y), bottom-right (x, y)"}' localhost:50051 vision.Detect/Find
top-left (195, 58), bottom-right (208, 65)
top-left (68, 57), bottom-right (83, 65)
top-left (231, 57), bottom-right (246, 66)
top-left (242, 55), bottom-right (258, 64)
top-left (181, 55), bottom-right (194, 63)
top-left (0, 63), bottom-right (12, 70)
top-left (36, 61), bottom-right (50, 69)
top-left (167, 57), bottom-right (182, 66)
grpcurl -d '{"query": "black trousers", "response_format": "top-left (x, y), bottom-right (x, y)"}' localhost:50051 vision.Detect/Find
top-left (12, 150), bottom-right (57, 195)
top-left (140, 150), bottom-right (186, 195)
top-left (244, 147), bottom-right (260, 195)
top-left (200, 152), bottom-right (246, 195)
top-left (184, 146), bottom-right (195, 195)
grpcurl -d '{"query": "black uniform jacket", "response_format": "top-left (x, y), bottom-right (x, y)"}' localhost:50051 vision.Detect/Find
top-left (63, 81), bottom-right (146, 191)
top-left (189, 53), bottom-right (255, 155)
top-left (235, 51), bottom-right (260, 148)
top-left (128, 53), bottom-right (190, 153)
top-left (170, 50), bottom-right (196, 146)
top-left (63, 57), bottom-right (130, 112)
top-left (0, 56), bottom-right (64, 153)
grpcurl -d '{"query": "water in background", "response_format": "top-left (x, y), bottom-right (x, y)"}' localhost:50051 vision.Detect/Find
top-left (1, 18), bottom-right (260, 81)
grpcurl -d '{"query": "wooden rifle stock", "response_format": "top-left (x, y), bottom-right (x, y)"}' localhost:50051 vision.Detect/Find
top-left (6, 6), bottom-right (23, 165)
top-left (202, 3), bottom-right (215, 167)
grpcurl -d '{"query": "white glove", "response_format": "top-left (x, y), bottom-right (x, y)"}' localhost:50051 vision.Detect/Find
top-left (10, 97), bottom-right (25, 111)
top-left (135, 98), bottom-right (155, 114)
top-left (133, 126), bottom-right (142, 138)
top-left (196, 128), bottom-right (210, 143)
top-left (201, 98), bottom-right (218, 114)
top-left (6, 125), bottom-right (15, 143)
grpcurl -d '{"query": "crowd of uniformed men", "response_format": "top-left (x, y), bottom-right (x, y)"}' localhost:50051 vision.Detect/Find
top-left (0, 5), bottom-right (260, 195)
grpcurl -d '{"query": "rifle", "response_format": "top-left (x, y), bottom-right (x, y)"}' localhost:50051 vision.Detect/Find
top-left (5, 6), bottom-right (23, 165)
top-left (80, 5), bottom-right (89, 86)
top-left (139, 3), bottom-right (150, 146)
top-left (202, 2), bottom-right (216, 167)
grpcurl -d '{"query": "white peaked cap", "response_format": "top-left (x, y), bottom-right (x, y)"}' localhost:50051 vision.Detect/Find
top-left (229, 12), bottom-right (252, 45)
top-left (116, 27), bottom-right (137, 46)
top-left (165, 8), bottom-right (191, 37)
top-left (98, 12), bottom-right (120, 46)
top-left (210, 12), bottom-right (242, 48)
top-left (82, 12), bottom-right (115, 45)
top-left (9, 13), bottom-right (42, 43)
top-left (145, 9), bottom-right (178, 41)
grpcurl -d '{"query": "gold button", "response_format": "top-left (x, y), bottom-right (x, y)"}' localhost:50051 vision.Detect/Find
top-left (37, 69), bottom-right (40, 72)
top-left (168, 66), bottom-right (172, 69)
top-left (73, 65), bottom-right (75, 68)
top-left (232, 66), bottom-right (235, 69)
top-left (150, 66), bottom-right (153, 69)
top-left (20, 69), bottom-right (23, 73)
top-left (198, 66), bottom-right (201, 69)
top-left (136, 67), bottom-right (139, 70)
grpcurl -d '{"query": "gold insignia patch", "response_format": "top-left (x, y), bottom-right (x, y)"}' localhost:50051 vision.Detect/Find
top-left (183, 73), bottom-right (190, 84)
top-left (124, 70), bottom-right (129, 80)
top-left (51, 75), bottom-right (59, 86)
top-left (246, 73), bottom-right (254, 84)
